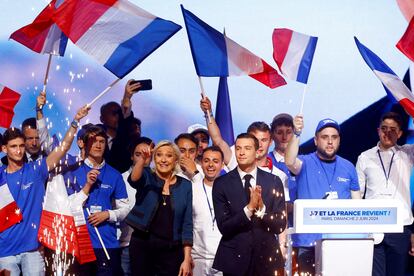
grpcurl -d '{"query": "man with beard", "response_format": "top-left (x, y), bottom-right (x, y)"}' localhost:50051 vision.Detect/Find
top-left (285, 115), bottom-right (360, 276)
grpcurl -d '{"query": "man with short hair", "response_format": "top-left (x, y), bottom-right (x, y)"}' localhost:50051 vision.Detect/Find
top-left (192, 146), bottom-right (224, 276)
top-left (68, 125), bottom-right (130, 275)
top-left (212, 133), bottom-right (286, 276)
top-left (285, 115), bottom-right (361, 275)
top-left (175, 133), bottom-right (203, 181)
top-left (356, 111), bottom-right (414, 276)
top-left (0, 106), bottom-right (89, 275)
top-left (119, 136), bottom-right (153, 275)
top-left (188, 123), bottom-right (210, 164)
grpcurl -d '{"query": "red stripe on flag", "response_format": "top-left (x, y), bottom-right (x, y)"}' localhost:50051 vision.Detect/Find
top-left (249, 60), bottom-right (287, 89)
top-left (53, 0), bottom-right (117, 43)
top-left (38, 210), bottom-right (96, 264)
top-left (272, 28), bottom-right (293, 70)
top-left (397, 16), bottom-right (414, 62)
top-left (399, 98), bottom-right (414, 118)
top-left (0, 201), bottom-right (22, 233)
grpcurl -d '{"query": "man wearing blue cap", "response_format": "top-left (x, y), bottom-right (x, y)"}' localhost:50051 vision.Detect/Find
top-left (285, 115), bottom-right (361, 275)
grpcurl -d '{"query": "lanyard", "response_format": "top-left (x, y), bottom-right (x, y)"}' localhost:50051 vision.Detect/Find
top-left (377, 150), bottom-right (395, 188)
top-left (202, 182), bottom-right (216, 231)
top-left (318, 158), bottom-right (337, 191)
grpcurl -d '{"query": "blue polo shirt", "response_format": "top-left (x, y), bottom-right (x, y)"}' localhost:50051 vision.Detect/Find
top-left (293, 152), bottom-right (359, 247)
top-left (0, 159), bottom-right (48, 257)
top-left (69, 162), bottom-right (127, 249)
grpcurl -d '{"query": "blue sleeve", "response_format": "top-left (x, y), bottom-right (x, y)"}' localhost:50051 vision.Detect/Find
top-left (113, 173), bottom-right (128, 199)
top-left (349, 165), bottom-right (360, 191)
top-left (38, 158), bottom-right (50, 183)
top-left (182, 182), bottom-right (193, 245)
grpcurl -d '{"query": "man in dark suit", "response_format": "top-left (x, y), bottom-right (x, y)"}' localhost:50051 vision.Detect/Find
top-left (212, 133), bottom-right (287, 276)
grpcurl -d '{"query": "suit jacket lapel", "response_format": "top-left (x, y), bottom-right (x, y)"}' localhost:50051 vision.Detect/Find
top-left (229, 168), bottom-right (249, 206)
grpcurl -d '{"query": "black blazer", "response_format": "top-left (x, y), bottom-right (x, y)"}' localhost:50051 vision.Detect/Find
top-left (212, 168), bottom-right (286, 275)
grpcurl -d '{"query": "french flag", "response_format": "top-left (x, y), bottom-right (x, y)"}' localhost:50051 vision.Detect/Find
top-left (10, 0), bottom-right (68, 56)
top-left (355, 37), bottom-right (414, 117)
top-left (181, 5), bottom-right (286, 89)
top-left (38, 175), bottom-right (96, 264)
top-left (53, 0), bottom-right (181, 78)
top-left (0, 180), bottom-right (23, 233)
top-left (215, 77), bottom-right (235, 146)
top-left (0, 85), bottom-right (21, 129)
top-left (272, 28), bottom-right (318, 84)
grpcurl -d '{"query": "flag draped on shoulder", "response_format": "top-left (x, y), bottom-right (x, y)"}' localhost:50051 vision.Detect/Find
top-left (397, 16), bottom-right (414, 62)
top-left (39, 175), bottom-right (96, 264)
top-left (0, 177), bottom-right (23, 233)
top-left (52, 0), bottom-right (182, 78)
top-left (0, 85), bottom-right (21, 129)
top-left (10, 0), bottom-right (68, 56)
top-left (215, 77), bottom-right (234, 145)
top-left (355, 36), bottom-right (414, 117)
top-left (272, 28), bottom-right (318, 84)
top-left (181, 5), bottom-right (286, 89)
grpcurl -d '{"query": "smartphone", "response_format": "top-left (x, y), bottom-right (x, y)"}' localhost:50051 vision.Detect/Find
top-left (130, 79), bottom-right (152, 91)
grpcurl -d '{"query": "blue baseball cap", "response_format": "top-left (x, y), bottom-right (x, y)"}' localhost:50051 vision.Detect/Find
top-left (315, 118), bottom-right (340, 135)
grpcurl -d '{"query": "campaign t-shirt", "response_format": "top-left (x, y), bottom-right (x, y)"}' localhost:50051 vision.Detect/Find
top-left (292, 152), bottom-right (359, 247)
top-left (69, 162), bottom-right (128, 249)
top-left (0, 159), bottom-right (48, 257)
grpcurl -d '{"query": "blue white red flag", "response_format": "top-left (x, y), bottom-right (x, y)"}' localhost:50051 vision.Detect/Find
top-left (181, 5), bottom-right (286, 89)
top-left (10, 0), bottom-right (68, 56)
top-left (272, 28), bottom-right (318, 84)
top-left (0, 177), bottom-right (22, 233)
top-left (355, 37), bottom-right (414, 117)
top-left (53, 0), bottom-right (181, 78)
top-left (215, 77), bottom-right (234, 145)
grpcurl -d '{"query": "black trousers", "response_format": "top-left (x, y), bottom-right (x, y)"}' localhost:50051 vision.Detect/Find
top-left (295, 246), bottom-right (315, 276)
top-left (129, 232), bottom-right (183, 276)
top-left (372, 226), bottom-right (412, 276)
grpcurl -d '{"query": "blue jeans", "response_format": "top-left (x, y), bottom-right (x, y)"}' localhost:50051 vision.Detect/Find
top-left (0, 249), bottom-right (45, 276)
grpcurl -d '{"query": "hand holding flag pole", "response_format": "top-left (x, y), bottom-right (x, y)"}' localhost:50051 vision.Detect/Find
top-left (86, 208), bottom-right (110, 260)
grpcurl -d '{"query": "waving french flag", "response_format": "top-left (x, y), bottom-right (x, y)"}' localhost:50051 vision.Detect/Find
top-left (10, 0), bottom-right (68, 56)
top-left (53, 0), bottom-right (181, 78)
top-left (272, 28), bottom-right (318, 84)
top-left (355, 37), bottom-right (414, 117)
top-left (0, 85), bottom-right (21, 129)
top-left (0, 177), bottom-right (23, 233)
top-left (215, 77), bottom-right (235, 146)
top-left (181, 5), bottom-right (286, 89)
top-left (39, 175), bottom-right (96, 264)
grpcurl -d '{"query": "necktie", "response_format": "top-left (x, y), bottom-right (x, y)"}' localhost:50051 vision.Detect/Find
top-left (244, 174), bottom-right (252, 202)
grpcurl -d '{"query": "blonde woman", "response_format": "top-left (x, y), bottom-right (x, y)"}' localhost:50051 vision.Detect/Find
top-left (125, 140), bottom-right (193, 276)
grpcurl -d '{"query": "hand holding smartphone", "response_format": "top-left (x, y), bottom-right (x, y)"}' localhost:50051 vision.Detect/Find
top-left (130, 79), bottom-right (152, 91)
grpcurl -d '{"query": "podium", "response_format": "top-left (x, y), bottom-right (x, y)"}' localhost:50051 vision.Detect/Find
top-left (293, 199), bottom-right (404, 276)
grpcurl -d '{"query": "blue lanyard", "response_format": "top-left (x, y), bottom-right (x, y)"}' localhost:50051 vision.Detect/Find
top-left (377, 150), bottom-right (395, 188)
top-left (318, 158), bottom-right (337, 191)
top-left (202, 182), bottom-right (216, 230)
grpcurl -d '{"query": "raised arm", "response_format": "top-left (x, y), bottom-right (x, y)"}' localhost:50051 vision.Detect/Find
top-left (285, 115), bottom-right (304, 175)
top-left (130, 146), bottom-right (151, 182)
top-left (200, 96), bottom-right (232, 164)
top-left (46, 105), bottom-right (90, 171)
top-left (121, 79), bottom-right (141, 119)
top-left (36, 91), bottom-right (54, 155)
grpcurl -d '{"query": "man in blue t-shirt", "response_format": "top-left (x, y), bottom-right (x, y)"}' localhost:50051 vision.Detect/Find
top-left (285, 115), bottom-right (361, 275)
top-left (67, 125), bottom-right (129, 275)
top-left (0, 106), bottom-right (90, 275)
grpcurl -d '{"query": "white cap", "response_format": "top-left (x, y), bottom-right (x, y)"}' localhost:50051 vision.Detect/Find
top-left (187, 123), bottom-right (208, 135)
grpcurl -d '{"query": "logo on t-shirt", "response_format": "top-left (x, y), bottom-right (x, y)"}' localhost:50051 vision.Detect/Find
top-left (337, 177), bottom-right (350, 183)
top-left (100, 184), bottom-right (111, 189)
top-left (22, 182), bottom-right (33, 190)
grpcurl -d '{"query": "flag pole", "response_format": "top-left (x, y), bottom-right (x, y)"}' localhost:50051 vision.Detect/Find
top-left (198, 76), bottom-right (212, 123)
top-left (299, 84), bottom-right (307, 114)
top-left (42, 54), bottom-right (53, 93)
top-left (87, 78), bottom-right (121, 107)
top-left (86, 208), bottom-right (110, 260)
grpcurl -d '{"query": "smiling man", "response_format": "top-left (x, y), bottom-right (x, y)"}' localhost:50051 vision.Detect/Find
top-left (356, 112), bottom-right (414, 276)
top-left (285, 115), bottom-right (360, 275)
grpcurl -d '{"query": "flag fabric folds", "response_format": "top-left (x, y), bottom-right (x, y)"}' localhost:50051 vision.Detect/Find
top-left (355, 36), bottom-right (414, 117)
top-left (272, 28), bottom-right (318, 84)
top-left (0, 85), bottom-right (21, 129)
top-left (397, 16), bottom-right (414, 62)
top-left (10, 0), bottom-right (68, 56)
top-left (215, 77), bottom-right (234, 145)
top-left (53, 0), bottom-right (182, 78)
top-left (181, 5), bottom-right (286, 89)
top-left (38, 175), bottom-right (96, 264)
top-left (0, 178), bottom-right (23, 233)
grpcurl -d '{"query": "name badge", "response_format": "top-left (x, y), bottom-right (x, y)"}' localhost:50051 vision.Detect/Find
top-left (325, 191), bottom-right (338, 200)
top-left (90, 205), bottom-right (102, 213)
